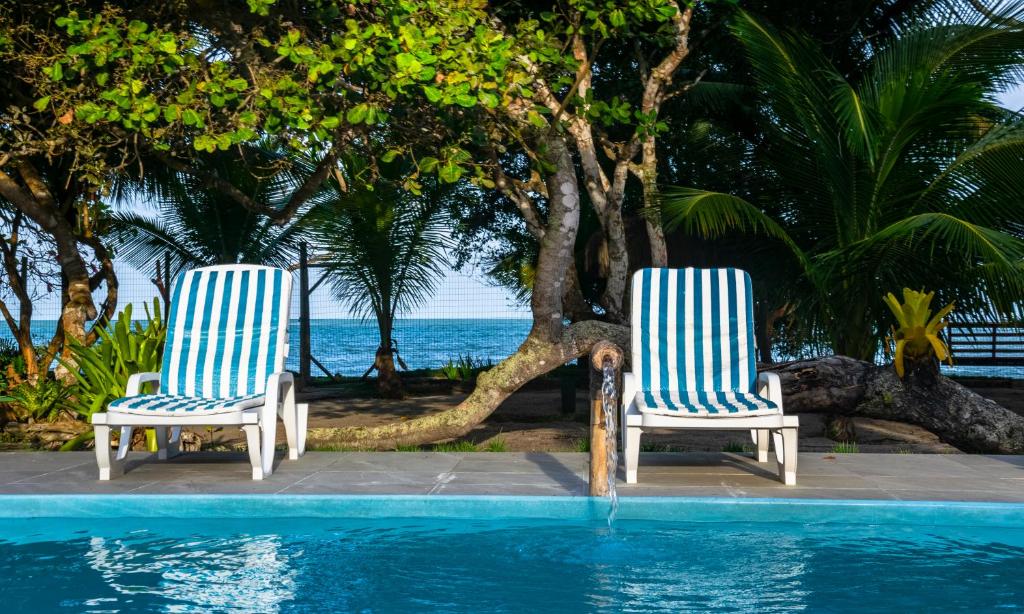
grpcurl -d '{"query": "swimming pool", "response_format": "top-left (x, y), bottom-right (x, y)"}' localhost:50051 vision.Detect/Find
top-left (2, 496), bottom-right (1023, 612)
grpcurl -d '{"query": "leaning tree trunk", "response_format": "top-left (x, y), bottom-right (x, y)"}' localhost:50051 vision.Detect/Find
top-left (772, 355), bottom-right (1024, 454)
top-left (306, 133), bottom-right (628, 449)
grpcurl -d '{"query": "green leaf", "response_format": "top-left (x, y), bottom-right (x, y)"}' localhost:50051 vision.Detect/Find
top-left (423, 85), bottom-right (443, 103)
top-left (32, 96), bottom-right (51, 111)
top-left (438, 160), bottom-right (465, 183)
top-left (455, 94), bottom-right (477, 108)
top-left (346, 104), bottom-right (369, 124)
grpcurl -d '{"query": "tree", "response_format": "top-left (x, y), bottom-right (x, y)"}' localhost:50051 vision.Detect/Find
top-left (305, 158), bottom-right (450, 398)
top-left (3, 0), bottom-right (710, 446)
top-left (664, 5), bottom-right (1024, 361)
top-left (110, 145), bottom-right (310, 276)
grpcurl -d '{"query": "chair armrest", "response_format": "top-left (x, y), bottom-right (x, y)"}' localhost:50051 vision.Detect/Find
top-left (757, 371), bottom-right (783, 409)
top-left (126, 372), bottom-right (161, 396)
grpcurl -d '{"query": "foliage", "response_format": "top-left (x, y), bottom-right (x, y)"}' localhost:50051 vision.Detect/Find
top-left (440, 355), bottom-right (493, 382)
top-left (883, 289), bottom-right (954, 378)
top-left (432, 440), bottom-right (478, 453)
top-left (6, 377), bottom-right (72, 422)
top-left (663, 3), bottom-right (1024, 360)
top-left (61, 300), bottom-right (166, 419)
top-left (109, 144), bottom-right (313, 271)
top-left (830, 441), bottom-right (860, 454)
top-left (483, 437), bottom-right (508, 452)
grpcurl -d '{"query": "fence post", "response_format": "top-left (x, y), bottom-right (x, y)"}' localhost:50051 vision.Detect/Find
top-left (299, 242), bottom-right (312, 385)
top-left (589, 341), bottom-right (624, 497)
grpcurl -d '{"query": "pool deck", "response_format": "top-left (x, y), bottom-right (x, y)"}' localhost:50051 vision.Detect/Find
top-left (1, 451), bottom-right (1023, 502)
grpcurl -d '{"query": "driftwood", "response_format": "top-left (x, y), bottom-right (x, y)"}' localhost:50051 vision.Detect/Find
top-left (771, 356), bottom-right (1024, 454)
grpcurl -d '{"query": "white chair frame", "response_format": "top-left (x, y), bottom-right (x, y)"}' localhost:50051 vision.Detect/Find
top-left (621, 371), bottom-right (799, 485)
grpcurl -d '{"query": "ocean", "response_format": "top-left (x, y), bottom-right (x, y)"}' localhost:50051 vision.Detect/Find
top-left (3, 318), bottom-right (1019, 379)
top-left (0, 318), bottom-right (533, 377)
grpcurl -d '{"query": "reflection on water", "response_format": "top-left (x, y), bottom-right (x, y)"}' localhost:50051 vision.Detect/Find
top-left (86, 533), bottom-right (296, 613)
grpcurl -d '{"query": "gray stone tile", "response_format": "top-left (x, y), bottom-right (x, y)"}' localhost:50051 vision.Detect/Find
top-left (944, 455), bottom-right (1024, 478)
top-left (863, 475), bottom-right (1024, 494)
top-left (887, 489), bottom-right (1024, 503)
top-left (0, 451), bottom-right (1019, 502)
top-left (318, 452), bottom-right (462, 473)
top-left (433, 483), bottom-right (586, 496)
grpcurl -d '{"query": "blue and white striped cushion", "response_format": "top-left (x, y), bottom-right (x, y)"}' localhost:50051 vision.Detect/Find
top-left (159, 266), bottom-right (292, 399)
top-left (631, 268), bottom-right (779, 417)
top-left (634, 390), bottom-right (778, 416)
top-left (108, 393), bottom-right (264, 416)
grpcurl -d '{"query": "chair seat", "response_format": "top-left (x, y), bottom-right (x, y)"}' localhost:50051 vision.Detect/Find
top-left (108, 394), bottom-right (265, 416)
top-left (636, 390), bottom-right (780, 417)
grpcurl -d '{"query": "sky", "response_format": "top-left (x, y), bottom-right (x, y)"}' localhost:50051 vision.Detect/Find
top-left (16, 86), bottom-right (1024, 321)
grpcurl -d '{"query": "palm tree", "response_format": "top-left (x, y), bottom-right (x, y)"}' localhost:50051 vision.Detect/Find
top-left (109, 146), bottom-right (309, 282)
top-left (663, 3), bottom-right (1024, 361)
top-left (305, 157), bottom-right (450, 398)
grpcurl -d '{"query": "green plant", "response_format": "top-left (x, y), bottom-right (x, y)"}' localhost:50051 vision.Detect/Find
top-left (394, 443), bottom-right (421, 452)
top-left (7, 377), bottom-right (72, 422)
top-left (663, 7), bottom-right (1024, 360)
top-left (830, 441), bottom-right (860, 454)
top-left (440, 355), bottom-right (492, 381)
top-left (572, 437), bottom-right (590, 453)
top-left (432, 440), bottom-right (478, 452)
top-left (61, 300), bottom-right (166, 419)
top-left (305, 156), bottom-right (450, 399)
top-left (883, 289), bottom-right (954, 378)
top-left (722, 441), bottom-right (749, 454)
top-left (484, 437), bottom-right (508, 452)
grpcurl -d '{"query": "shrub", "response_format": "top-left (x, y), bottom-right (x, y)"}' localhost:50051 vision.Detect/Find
top-left (62, 300), bottom-right (166, 420)
top-left (440, 355), bottom-right (492, 381)
top-left (7, 377), bottom-right (72, 422)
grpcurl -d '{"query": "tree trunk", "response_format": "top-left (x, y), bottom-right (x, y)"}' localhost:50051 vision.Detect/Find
top-left (772, 355), bottom-right (1024, 454)
top-left (374, 346), bottom-right (404, 399)
top-left (307, 320), bottom-right (630, 449)
top-left (306, 133), bottom-right (627, 448)
top-left (639, 136), bottom-right (669, 267)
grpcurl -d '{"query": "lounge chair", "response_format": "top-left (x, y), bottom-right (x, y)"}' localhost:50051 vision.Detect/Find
top-left (91, 264), bottom-right (303, 480)
top-left (621, 267), bottom-right (799, 485)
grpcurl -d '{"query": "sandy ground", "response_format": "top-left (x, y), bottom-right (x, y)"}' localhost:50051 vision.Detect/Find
top-left (302, 389), bottom-right (961, 453)
top-left (181, 380), bottom-right (997, 454)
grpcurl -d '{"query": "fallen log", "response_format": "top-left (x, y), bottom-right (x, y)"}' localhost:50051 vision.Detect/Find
top-left (771, 355), bottom-right (1024, 454)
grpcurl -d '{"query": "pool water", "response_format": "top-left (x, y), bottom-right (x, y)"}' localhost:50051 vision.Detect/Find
top-left (2, 496), bottom-right (1023, 613)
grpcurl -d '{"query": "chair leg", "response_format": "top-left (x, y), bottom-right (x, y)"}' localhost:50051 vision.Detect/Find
top-left (243, 425), bottom-right (264, 480)
top-left (279, 380), bottom-right (301, 460)
top-left (754, 429), bottom-right (770, 463)
top-left (624, 427), bottom-right (642, 484)
top-left (260, 404), bottom-right (277, 477)
top-left (155, 427), bottom-right (181, 460)
top-left (95, 425), bottom-right (125, 480)
top-left (773, 427), bottom-right (798, 485)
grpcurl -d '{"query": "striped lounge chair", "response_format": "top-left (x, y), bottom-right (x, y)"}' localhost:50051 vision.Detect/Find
top-left (622, 268), bottom-right (799, 485)
top-left (92, 264), bottom-right (304, 480)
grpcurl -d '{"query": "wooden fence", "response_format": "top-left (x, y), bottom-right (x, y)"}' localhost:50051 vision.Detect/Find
top-left (946, 322), bottom-right (1024, 367)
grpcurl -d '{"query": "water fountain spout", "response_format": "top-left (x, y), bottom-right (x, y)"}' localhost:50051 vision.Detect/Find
top-left (588, 341), bottom-right (624, 520)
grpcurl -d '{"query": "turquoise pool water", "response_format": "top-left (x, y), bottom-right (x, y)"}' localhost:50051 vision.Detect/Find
top-left (2, 496), bottom-right (1023, 613)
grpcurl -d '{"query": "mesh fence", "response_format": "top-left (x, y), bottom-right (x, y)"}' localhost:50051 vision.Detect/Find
top-left (7, 261), bottom-right (1023, 380)
top-left (4, 261), bottom-right (532, 378)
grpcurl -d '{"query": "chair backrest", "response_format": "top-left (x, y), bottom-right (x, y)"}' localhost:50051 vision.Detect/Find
top-left (160, 265), bottom-right (292, 398)
top-left (631, 268), bottom-right (757, 393)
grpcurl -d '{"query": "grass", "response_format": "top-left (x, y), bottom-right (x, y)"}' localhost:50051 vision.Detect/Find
top-left (433, 440), bottom-right (479, 453)
top-left (483, 437), bottom-right (508, 452)
top-left (830, 441), bottom-right (860, 454)
top-left (394, 443), bottom-right (421, 452)
top-left (722, 440), bottom-right (751, 454)
top-left (572, 437), bottom-right (590, 453)
top-left (304, 444), bottom-right (364, 452)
